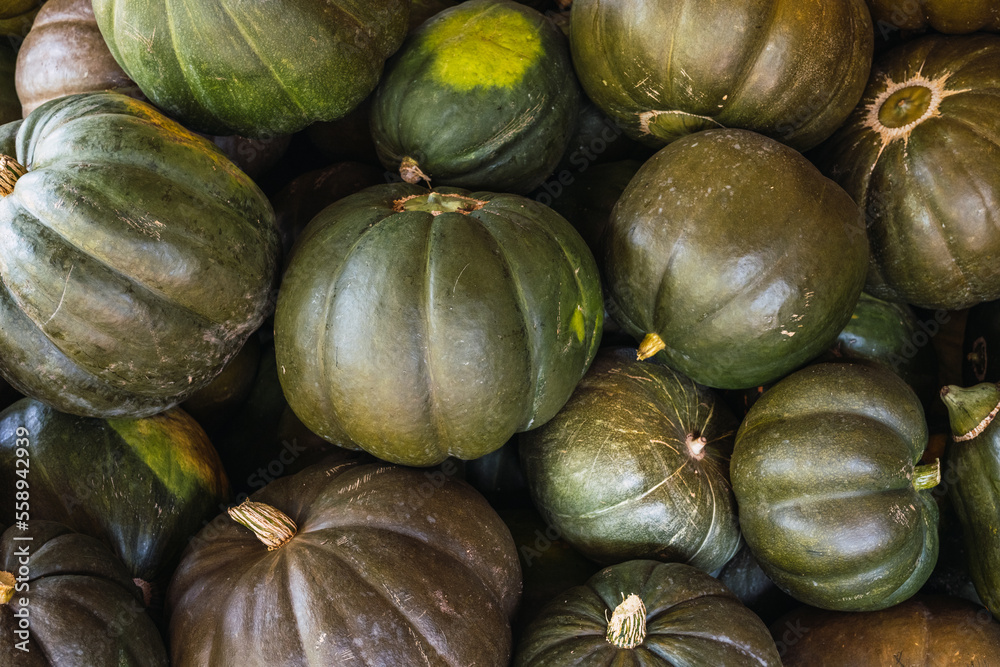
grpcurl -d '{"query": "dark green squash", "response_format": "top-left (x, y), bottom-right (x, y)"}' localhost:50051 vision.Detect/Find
top-left (604, 128), bottom-right (868, 390)
top-left (274, 183), bottom-right (603, 467)
top-left (940, 382), bottom-right (1000, 620)
top-left (772, 595), bottom-right (1000, 665)
top-left (866, 0), bottom-right (1000, 34)
top-left (0, 92), bottom-right (279, 418)
top-left (0, 398), bottom-right (229, 591)
top-left (166, 460), bottom-right (522, 666)
top-left (816, 34), bottom-right (1000, 310)
top-left (732, 362), bottom-right (940, 611)
top-left (520, 347), bottom-right (742, 572)
top-left (370, 0), bottom-right (580, 193)
top-left (514, 559), bottom-right (782, 666)
top-left (569, 0), bottom-right (873, 150)
top-left (0, 521), bottom-right (168, 665)
top-left (91, 0), bottom-right (409, 137)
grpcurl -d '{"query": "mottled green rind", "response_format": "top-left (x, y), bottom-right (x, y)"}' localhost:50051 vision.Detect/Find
top-left (91, 0), bottom-right (409, 137)
top-left (275, 183), bottom-right (603, 467)
top-left (816, 34), bottom-right (1000, 310)
top-left (732, 362), bottom-right (938, 611)
top-left (520, 349), bottom-right (741, 572)
top-left (0, 92), bottom-right (279, 418)
top-left (0, 397), bottom-right (229, 583)
top-left (605, 128), bottom-right (868, 390)
top-left (0, 522), bottom-right (168, 666)
top-left (569, 0), bottom-right (873, 151)
top-left (514, 559), bottom-right (782, 666)
top-left (371, 0), bottom-right (580, 193)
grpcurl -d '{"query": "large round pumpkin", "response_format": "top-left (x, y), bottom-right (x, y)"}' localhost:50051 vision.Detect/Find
top-left (520, 347), bottom-right (741, 572)
top-left (604, 128), bottom-right (868, 390)
top-left (166, 459), bottom-right (522, 666)
top-left (274, 183), bottom-right (604, 467)
top-left (732, 362), bottom-right (940, 611)
top-left (568, 0), bottom-right (873, 151)
top-left (816, 34), bottom-right (1000, 310)
top-left (0, 92), bottom-right (279, 418)
top-left (91, 0), bottom-right (409, 137)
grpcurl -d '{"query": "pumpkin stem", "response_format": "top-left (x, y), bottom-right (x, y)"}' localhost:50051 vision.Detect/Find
top-left (227, 500), bottom-right (297, 550)
top-left (393, 192), bottom-right (487, 216)
top-left (636, 333), bottom-right (666, 361)
top-left (606, 593), bottom-right (646, 649)
top-left (0, 155), bottom-right (26, 196)
top-left (686, 433), bottom-right (707, 460)
top-left (912, 459), bottom-right (941, 492)
top-left (0, 571), bottom-right (15, 604)
top-left (941, 383), bottom-right (1000, 442)
top-left (399, 156), bottom-right (432, 187)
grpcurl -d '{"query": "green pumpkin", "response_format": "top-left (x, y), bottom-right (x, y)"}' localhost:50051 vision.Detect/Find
top-left (274, 183), bottom-right (603, 467)
top-left (520, 348), bottom-right (741, 572)
top-left (91, 0), bottom-right (409, 137)
top-left (604, 128), bottom-right (868, 390)
top-left (816, 34), bottom-right (1000, 310)
top-left (867, 0), bottom-right (1000, 34)
top-left (370, 0), bottom-right (580, 193)
top-left (732, 362), bottom-right (940, 611)
top-left (0, 0), bottom-right (42, 36)
top-left (0, 521), bottom-right (169, 665)
top-left (514, 559), bottom-right (782, 666)
top-left (0, 92), bottom-right (279, 418)
top-left (568, 0), bottom-right (873, 150)
top-left (0, 398), bottom-right (229, 590)
top-left (940, 382), bottom-right (1000, 619)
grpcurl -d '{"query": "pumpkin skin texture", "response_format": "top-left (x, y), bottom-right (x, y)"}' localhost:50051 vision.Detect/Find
top-left (513, 559), bottom-right (782, 666)
top-left (274, 183), bottom-right (604, 467)
top-left (520, 348), bottom-right (741, 572)
top-left (604, 128), bottom-right (868, 390)
top-left (0, 0), bottom-right (42, 37)
top-left (568, 0), bottom-right (873, 151)
top-left (91, 0), bottom-right (409, 137)
top-left (370, 0), bottom-right (580, 194)
top-left (15, 0), bottom-right (144, 117)
top-left (0, 522), bottom-right (169, 666)
top-left (0, 92), bottom-right (279, 418)
top-left (866, 0), bottom-right (1000, 34)
top-left (732, 362), bottom-right (940, 611)
top-left (815, 34), bottom-right (1000, 310)
top-left (772, 595), bottom-right (1000, 666)
top-left (166, 460), bottom-right (522, 667)
top-left (0, 398), bottom-right (229, 588)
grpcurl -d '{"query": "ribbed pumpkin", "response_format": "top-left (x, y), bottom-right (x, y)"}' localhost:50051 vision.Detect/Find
top-left (520, 348), bottom-right (741, 572)
top-left (569, 0), bottom-right (873, 150)
top-left (370, 0), bottom-right (580, 193)
top-left (0, 522), bottom-right (169, 665)
top-left (166, 460), bottom-right (522, 666)
top-left (274, 183), bottom-right (603, 467)
top-left (0, 0), bottom-right (42, 37)
top-left (0, 92), bottom-right (279, 418)
top-left (816, 34), bottom-right (1000, 310)
top-left (732, 362), bottom-right (940, 611)
top-left (91, 0), bottom-right (409, 137)
top-left (866, 0), bottom-right (1000, 34)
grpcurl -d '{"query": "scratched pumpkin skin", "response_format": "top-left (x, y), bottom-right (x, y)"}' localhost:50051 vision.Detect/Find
top-left (604, 128), bottom-right (868, 390)
top-left (274, 183), bottom-right (603, 467)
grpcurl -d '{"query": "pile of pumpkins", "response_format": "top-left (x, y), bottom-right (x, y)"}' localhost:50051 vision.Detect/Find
top-left (0, 0), bottom-right (999, 664)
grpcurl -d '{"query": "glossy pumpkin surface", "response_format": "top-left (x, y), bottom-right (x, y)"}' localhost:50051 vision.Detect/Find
top-left (569, 0), bottom-right (873, 150)
top-left (866, 0), bottom-right (1000, 34)
top-left (732, 362), bottom-right (939, 611)
top-left (91, 0), bottom-right (409, 137)
top-left (514, 559), bottom-right (782, 666)
top-left (274, 183), bottom-right (603, 466)
top-left (166, 460), bottom-right (522, 666)
top-left (604, 128), bottom-right (868, 390)
top-left (0, 92), bottom-right (279, 418)
top-left (817, 34), bottom-right (1000, 310)
top-left (520, 348), bottom-right (741, 572)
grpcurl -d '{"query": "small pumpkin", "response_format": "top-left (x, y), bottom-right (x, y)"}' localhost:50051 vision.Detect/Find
top-left (0, 0), bottom-right (43, 37)
top-left (732, 362), bottom-right (940, 611)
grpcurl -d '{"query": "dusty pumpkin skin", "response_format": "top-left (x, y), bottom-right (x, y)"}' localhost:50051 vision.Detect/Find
top-left (866, 0), bottom-right (1000, 34)
top-left (569, 0), bottom-right (873, 151)
top-left (274, 183), bottom-right (603, 467)
top-left (815, 34), bottom-right (1000, 310)
top-left (0, 92), bottom-right (279, 418)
